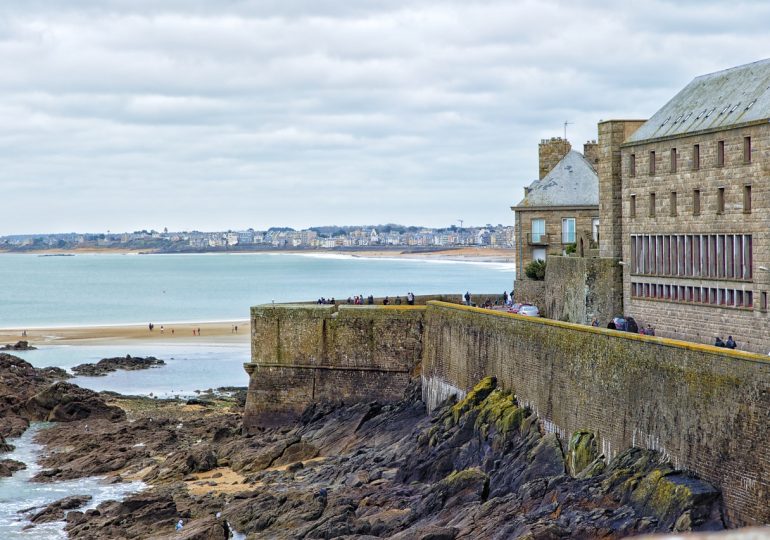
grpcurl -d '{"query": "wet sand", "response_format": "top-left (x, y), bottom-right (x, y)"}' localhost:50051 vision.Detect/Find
top-left (0, 321), bottom-right (249, 347)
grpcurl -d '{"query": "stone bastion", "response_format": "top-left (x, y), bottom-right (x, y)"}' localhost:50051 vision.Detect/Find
top-left (244, 300), bottom-right (770, 527)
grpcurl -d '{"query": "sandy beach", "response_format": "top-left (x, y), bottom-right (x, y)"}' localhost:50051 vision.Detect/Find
top-left (0, 320), bottom-right (250, 347)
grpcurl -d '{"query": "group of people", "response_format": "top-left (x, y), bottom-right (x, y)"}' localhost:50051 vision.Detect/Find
top-left (714, 336), bottom-right (737, 349)
top-left (314, 292), bottom-right (417, 306)
top-left (464, 290), bottom-right (515, 309)
top-left (595, 316), bottom-right (655, 336)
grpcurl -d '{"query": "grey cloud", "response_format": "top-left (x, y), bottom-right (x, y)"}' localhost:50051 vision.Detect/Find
top-left (1, 1), bottom-right (770, 233)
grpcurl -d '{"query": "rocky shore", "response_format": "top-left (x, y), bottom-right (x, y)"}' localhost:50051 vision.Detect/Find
top-left (71, 355), bottom-right (165, 377)
top-left (0, 352), bottom-right (727, 539)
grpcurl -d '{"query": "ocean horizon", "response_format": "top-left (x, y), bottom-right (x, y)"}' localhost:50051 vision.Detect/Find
top-left (0, 252), bottom-right (515, 328)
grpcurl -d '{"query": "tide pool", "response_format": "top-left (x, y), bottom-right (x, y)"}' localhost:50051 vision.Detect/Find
top-left (0, 424), bottom-right (144, 539)
top-left (13, 343), bottom-right (249, 398)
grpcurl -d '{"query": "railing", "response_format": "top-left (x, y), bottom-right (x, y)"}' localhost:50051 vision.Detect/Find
top-left (527, 233), bottom-right (551, 245)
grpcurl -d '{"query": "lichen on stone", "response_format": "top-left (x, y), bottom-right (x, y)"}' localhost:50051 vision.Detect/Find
top-left (449, 376), bottom-right (497, 425)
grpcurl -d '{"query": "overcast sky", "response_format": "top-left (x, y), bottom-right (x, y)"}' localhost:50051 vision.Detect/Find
top-left (2, 0), bottom-right (769, 234)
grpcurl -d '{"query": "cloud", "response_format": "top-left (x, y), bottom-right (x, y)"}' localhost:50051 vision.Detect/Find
top-left (1, 0), bottom-right (769, 233)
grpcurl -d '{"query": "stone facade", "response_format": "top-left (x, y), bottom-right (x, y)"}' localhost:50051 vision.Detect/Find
top-left (598, 120), bottom-right (647, 259)
top-left (538, 137), bottom-right (571, 179)
top-left (618, 122), bottom-right (770, 353)
top-left (420, 301), bottom-right (770, 527)
top-left (513, 206), bottom-right (599, 273)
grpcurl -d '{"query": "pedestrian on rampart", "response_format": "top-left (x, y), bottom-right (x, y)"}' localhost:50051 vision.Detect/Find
top-left (726, 336), bottom-right (737, 349)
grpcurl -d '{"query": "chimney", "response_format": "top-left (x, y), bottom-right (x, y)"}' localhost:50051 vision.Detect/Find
top-left (583, 140), bottom-right (599, 168)
top-left (538, 137), bottom-right (571, 179)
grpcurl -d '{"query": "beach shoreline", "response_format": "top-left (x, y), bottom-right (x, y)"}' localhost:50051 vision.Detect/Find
top-left (0, 246), bottom-right (514, 263)
top-left (0, 320), bottom-right (250, 347)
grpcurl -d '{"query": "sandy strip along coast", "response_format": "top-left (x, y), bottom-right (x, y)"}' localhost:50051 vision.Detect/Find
top-left (0, 321), bottom-right (250, 346)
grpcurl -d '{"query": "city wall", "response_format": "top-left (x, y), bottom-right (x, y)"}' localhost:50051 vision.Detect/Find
top-left (243, 303), bottom-right (425, 431)
top-left (245, 300), bottom-right (770, 526)
top-left (421, 301), bottom-right (770, 526)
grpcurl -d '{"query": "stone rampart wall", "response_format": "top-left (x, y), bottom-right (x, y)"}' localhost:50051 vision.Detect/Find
top-left (544, 256), bottom-right (623, 324)
top-left (244, 304), bottom-right (424, 431)
top-left (421, 301), bottom-right (770, 527)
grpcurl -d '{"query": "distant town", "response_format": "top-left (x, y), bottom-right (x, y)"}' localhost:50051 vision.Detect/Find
top-left (0, 224), bottom-right (514, 253)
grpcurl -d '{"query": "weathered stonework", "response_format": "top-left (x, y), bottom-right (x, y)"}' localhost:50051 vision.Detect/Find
top-left (620, 122), bottom-right (770, 352)
top-left (543, 255), bottom-right (623, 324)
top-left (513, 206), bottom-right (600, 271)
top-left (420, 301), bottom-right (770, 527)
top-left (512, 278), bottom-right (545, 306)
top-left (244, 304), bottom-right (424, 431)
top-left (598, 119), bottom-right (646, 259)
top-left (538, 137), bottom-right (571, 179)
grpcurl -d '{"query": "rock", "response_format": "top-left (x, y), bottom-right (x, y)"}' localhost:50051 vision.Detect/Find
top-left (566, 430), bottom-right (599, 477)
top-left (0, 341), bottom-right (36, 350)
top-left (0, 435), bottom-right (15, 452)
top-left (0, 458), bottom-right (26, 476)
top-left (22, 382), bottom-right (125, 423)
top-left (27, 495), bottom-right (92, 524)
top-left (71, 355), bottom-right (165, 377)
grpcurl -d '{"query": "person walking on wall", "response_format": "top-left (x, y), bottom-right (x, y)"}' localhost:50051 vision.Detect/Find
top-left (715, 336), bottom-right (726, 347)
top-left (464, 291), bottom-right (471, 306)
top-left (725, 336), bottom-right (737, 349)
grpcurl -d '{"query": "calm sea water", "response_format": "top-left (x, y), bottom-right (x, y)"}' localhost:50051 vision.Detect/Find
top-left (0, 252), bottom-right (515, 538)
top-left (0, 253), bottom-right (514, 327)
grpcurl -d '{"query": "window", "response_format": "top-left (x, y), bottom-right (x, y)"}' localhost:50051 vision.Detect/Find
top-left (670, 148), bottom-right (677, 172)
top-left (717, 187), bottom-right (725, 214)
top-left (531, 218), bottom-right (545, 243)
top-left (630, 154), bottom-right (636, 176)
top-left (744, 185), bottom-right (752, 213)
top-left (693, 189), bottom-right (701, 215)
top-left (630, 194), bottom-right (636, 218)
top-left (744, 136), bottom-right (752, 163)
top-left (670, 191), bottom-right (677, 216)
top-left (561, 218), bottom-right (575, 243)
top-left (762, 291), bottom-right (767, 311)
top-left (592, 218), bottom-right (600, 242)
top-left (649, 151), bottom-right (656, 175)
top-left (649, 192), bottom-right (656, 217)
top-left (717, 140), bottom-right (725, 166)
top-left (693, 144), bottom-right (700, 170)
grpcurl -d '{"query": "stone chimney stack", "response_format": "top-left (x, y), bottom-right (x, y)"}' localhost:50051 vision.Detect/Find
top-left (583, 140), bottom-right (599, 168)
top-left (538, 137), bottom-right (571, 179)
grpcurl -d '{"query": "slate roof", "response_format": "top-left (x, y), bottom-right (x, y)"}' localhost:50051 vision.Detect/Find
top-left (627, 58), bottom-right (770, 143)
top-left (514, 150), bottom-right (598, 208)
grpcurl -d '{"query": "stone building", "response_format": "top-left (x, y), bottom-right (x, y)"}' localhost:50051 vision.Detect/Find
top-left (512, 142), bottom-right (600, 273)
top-left (600, 58), bottom-right (770, 353)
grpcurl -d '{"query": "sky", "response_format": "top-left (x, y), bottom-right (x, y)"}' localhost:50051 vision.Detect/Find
top-left (2, 0), bottom-right (770, 234)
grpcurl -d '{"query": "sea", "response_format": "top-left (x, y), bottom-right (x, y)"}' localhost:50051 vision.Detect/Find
top-left (0, 252), bottom-right (515, 538)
